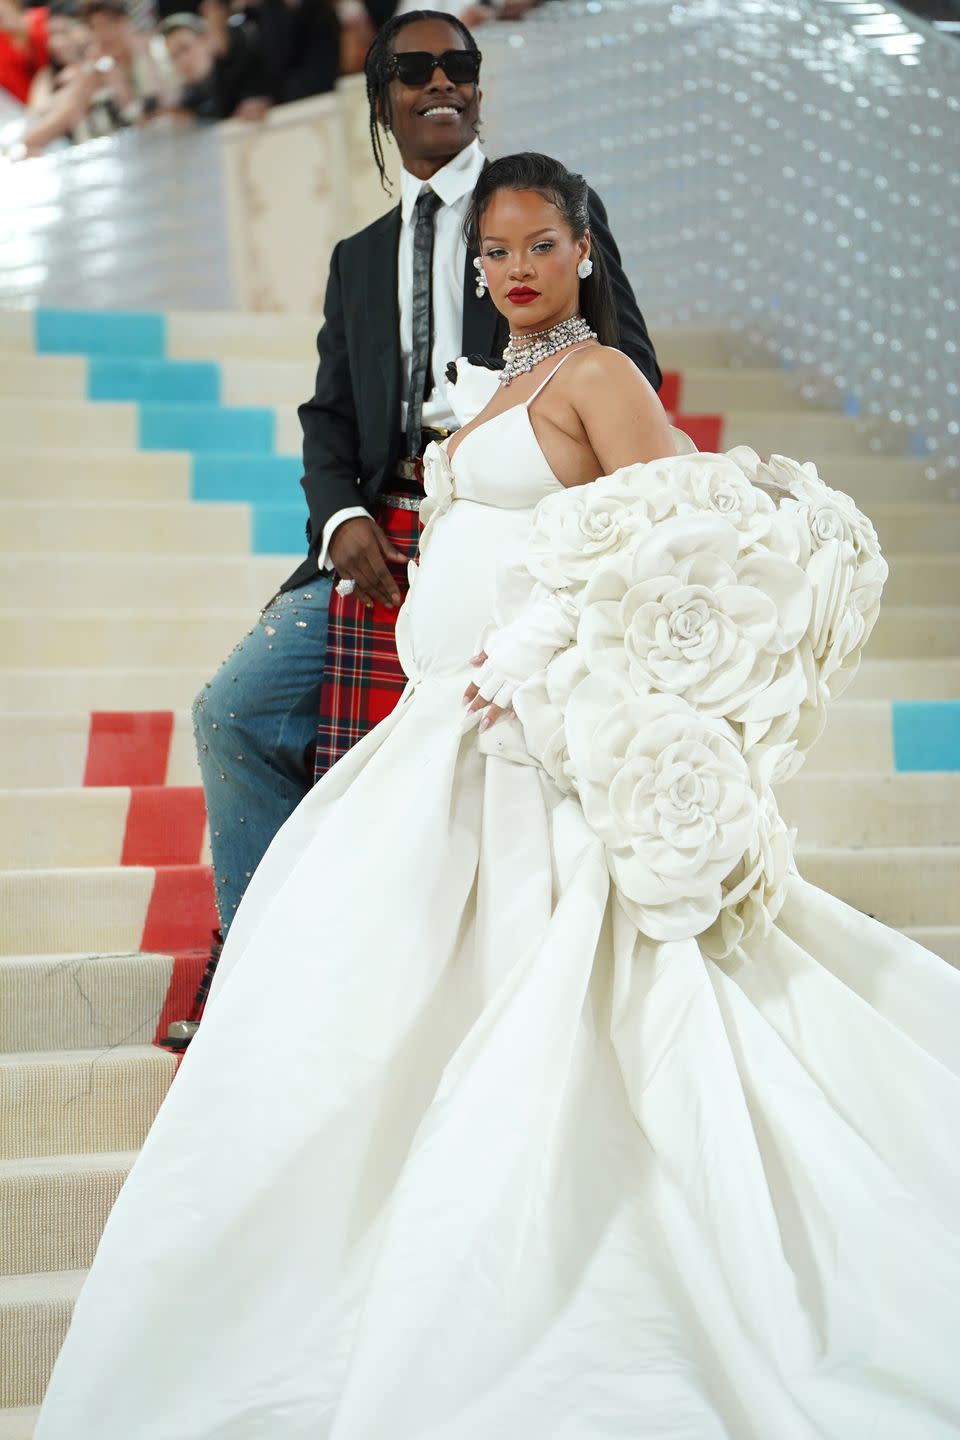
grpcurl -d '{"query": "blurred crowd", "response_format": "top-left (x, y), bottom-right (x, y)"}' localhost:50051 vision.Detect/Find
top-left (0, 0), bottom-right (541, 158)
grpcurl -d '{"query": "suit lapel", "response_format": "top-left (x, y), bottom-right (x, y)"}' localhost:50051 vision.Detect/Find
top-left (363, 207), bottom-right (403, 417)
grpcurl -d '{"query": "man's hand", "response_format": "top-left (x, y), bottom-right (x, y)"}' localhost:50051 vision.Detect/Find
top-left (328, 516), bottom-right (405, 609)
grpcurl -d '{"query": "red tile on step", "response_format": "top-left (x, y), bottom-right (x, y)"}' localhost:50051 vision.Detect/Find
top-left (659, 371), bottom-right (681, 412)
top-left (141, 865), bottom-right (218, 952)
top-left (84, 712), bottom-right (174, 787)
top-left (122, 786), bottom-right (207, 867)
top-left (675, 414), bottom-right (724, 451)
top-left (153, 949), bottom-right (209, 1046)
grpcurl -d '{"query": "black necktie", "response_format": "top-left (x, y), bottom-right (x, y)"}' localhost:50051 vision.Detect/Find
top-left (407, 187), bottom-right (442, 458)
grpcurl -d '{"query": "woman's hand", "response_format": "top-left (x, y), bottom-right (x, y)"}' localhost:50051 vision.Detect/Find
top-left (463, 652), bottom-right (514, 731)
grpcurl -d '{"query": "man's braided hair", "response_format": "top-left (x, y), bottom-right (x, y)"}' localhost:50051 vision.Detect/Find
top-left (364, 10), bottom-right (481, 192)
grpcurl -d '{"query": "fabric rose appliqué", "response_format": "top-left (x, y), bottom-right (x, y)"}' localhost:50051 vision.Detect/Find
top-left (525, 482), bottom-right (656, 592)
top-left (779, 461), bottom-right (888, 698)
top-left (577, 515), bottom-right (813, 726)
top-left (565, 674), bottom-right (760, 941)
top-left (419, 441), bottom-right (455, 545)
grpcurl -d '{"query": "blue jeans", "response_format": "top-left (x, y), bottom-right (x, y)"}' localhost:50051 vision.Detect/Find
top-left (192, 579), bottom-right (332, 935)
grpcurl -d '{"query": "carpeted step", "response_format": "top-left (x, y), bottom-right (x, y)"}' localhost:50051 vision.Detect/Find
top-left (0, 1406), bottom-right (39, 1440)
top-left (166, 308), bottom-right (319, 362)
top-left (884, 555), bottom-right (960, 606)
top-left (904, 928), bottom-right (960, 968)
top-left (0, 554), bottom-right (296, 611)
top-left (648, 329), bottom-right (732, 369)
top-left (816, 459), bottom-right (955, 506)
top-left (0, 401), bottom-right (138, 450)
top-left (0, 711), bottom-right (202, 789)
top-left (870, 503), bottom-right (960, 553)
top-left (0, 609), bottom-right (252, 669)
top-left (0, 400), bottom-right (278, 455)
top-left (219, 357), bottom-right (314, 405)
top-left (0, 1268), bottom-right (86, 1409)
top-left (1, 667), bottom-right (212, 713)
top-left (778, 774), bottom-right (960, 846)
top-left (0, 863), bottom-right (217, 956)
top-left (0, 1150), bottom-right (137, 1275)
top-left (796, 846), bottom-right (960, 929)
top-left (0, 449), bottom-right (191, 501)
top-left (0, 313), bottom-right (32, 351)
top-left (806, 699), bottom-right (960, 774)
top-left (0, 501), bottom-right (250, 554)
top-left (848, 659), bottom-right (960, 700)
top-left (721, 411), bottom-right (887, 457)
top-left (0, 787), bottom-right (208, 869)
top-left (867, 606), bottom-right (960, 658)
top-left (0, 356), bottom-right (85, 399)
top-left (0, 1046), bottom-right (176, 1160)
top-left (0, 710), bottom-right (174, 788)
top-left (0, 951), bottom-right (192, 1053)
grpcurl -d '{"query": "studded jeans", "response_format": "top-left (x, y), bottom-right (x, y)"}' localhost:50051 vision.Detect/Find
top-left (192, 579), bottom-right (333, 935)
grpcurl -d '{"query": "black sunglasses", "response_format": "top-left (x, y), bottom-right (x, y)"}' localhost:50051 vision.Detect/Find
top-left (387, 49), bottom-right (482, 88)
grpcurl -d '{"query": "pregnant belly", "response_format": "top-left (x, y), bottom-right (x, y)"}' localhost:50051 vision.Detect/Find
top-left (396, 501), bottom-right (533, 683)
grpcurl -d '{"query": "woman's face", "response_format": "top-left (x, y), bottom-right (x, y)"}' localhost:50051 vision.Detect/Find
top-left (48, 14), bottom-right (90, 65)
top-left (478, 187), bottom-right (590, 336)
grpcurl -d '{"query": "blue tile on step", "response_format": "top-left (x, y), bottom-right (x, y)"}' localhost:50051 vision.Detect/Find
top-left (88, 358), bottom-right (220, 404)
top-left (139, 405), bottom-right (275, 453)
top-left (252, 505), bottom-right (309, 555)
top-left (892, 701), bottom-right (960, 772)
top-left (36, 309), bottom-right (165, 357)
top-left (191, 453), bottom-right (302, 503)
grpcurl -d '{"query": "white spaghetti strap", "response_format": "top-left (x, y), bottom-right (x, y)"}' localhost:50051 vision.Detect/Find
top-left (524, 345), bottom-right (591, 408)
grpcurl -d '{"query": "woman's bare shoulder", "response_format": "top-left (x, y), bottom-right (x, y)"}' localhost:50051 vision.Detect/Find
top-left (564, 345), bottom-right (673, 462)
top-left (565, 343), bottom-right (658, 397)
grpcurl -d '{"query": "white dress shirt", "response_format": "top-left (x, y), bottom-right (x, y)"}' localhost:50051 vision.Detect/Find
top-left (320, 138), bottom-right (487, 570)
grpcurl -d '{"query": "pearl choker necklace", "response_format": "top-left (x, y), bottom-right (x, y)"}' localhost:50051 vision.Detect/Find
top-left (499, 315), bottom-right (598, 386)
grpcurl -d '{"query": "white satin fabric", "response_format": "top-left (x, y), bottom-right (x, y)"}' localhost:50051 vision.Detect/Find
top-left (36, 382), bottom-right (960, 1439)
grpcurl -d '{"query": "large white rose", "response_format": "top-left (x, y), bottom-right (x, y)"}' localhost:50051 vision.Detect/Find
top-left (578, 515), bottom-right (813, 724)
top-left (700, 787), bottom-right (793, 962)
top-left (419, 441), bottom-right (455, 542)
top-left (565, 674), bottom-right (760, 942)
top-left (525, 482), bottom-right (655, 591)
top-left (778, 464), bottom-right (888, 699)
top-left (639, 452), bottom-right (780, 551)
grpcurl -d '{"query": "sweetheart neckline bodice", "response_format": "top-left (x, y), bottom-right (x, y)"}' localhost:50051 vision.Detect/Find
top-left (445, 402), bottom-right (565, 493)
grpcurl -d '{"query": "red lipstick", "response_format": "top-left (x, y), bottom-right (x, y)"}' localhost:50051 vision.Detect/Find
top-left (506, 287), bottom-right (540, 304)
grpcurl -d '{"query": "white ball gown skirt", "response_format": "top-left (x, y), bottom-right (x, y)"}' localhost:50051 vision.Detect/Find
top-left (34, 423), bottom-right (960, 1439)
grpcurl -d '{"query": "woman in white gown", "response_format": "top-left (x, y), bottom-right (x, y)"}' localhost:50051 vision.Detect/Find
top-left (36, 154), bottom-right (960, 1439)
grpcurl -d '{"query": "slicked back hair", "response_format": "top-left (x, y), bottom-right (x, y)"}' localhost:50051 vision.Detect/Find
top-left (466, 152), bottom-right (621, 348)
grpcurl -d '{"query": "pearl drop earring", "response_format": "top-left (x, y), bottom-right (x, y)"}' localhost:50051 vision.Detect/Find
top-left (577, 257), bottom-right (594, 280)
top-left (473, 256), bottom-right (488, 299)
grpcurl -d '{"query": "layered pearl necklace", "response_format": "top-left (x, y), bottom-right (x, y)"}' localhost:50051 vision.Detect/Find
top-left (499, 315), bottom-right (597, 387)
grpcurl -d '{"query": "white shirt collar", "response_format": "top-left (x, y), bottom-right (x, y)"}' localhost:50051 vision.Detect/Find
top-left (399, 138), bottom-right (485, 225)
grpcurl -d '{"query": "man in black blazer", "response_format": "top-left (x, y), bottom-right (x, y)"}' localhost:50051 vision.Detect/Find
top-left (186, 8), bottom-right (660, 999)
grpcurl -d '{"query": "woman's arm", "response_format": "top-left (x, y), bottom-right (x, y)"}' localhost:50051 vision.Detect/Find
top-left (22, 63), bottom-right (98, 154)
top-left (27, 63), bottom-right (55, 113)
top-left (571, 347), bottom-right (675, 475)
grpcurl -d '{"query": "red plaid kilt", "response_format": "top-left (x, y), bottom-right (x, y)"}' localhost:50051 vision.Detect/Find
top-left (314, 470), bottom-right (423, 783)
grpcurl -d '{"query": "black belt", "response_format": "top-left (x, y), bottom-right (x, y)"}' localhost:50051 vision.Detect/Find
top-left (395, 426), bottom-right (454, 484)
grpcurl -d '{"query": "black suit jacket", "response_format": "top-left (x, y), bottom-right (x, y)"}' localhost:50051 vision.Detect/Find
top-left (284, 186), bottom-right (660, 593)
